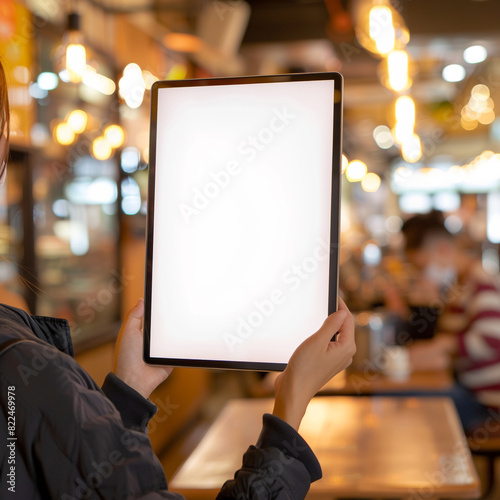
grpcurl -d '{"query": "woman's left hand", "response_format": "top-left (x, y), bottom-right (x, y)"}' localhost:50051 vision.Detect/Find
top-left (114, 298), bottom-right (172, 399)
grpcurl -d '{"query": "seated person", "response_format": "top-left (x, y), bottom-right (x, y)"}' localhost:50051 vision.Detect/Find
top-left (0, 59), bottom-right (356, 499)
top-left (401, 211), bottom-right (500, 433)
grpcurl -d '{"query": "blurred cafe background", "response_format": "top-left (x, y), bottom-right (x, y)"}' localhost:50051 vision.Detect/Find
top-left (2, 0), bottom-right (500, 497)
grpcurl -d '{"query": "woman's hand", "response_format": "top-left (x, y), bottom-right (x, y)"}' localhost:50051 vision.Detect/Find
top-left (114, 298), bottom-right (173, 399)
top-left (273, 298), bottom-right (355, 430)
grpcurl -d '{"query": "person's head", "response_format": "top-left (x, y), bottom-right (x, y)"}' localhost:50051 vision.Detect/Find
top-left (401, 211), bottom-right (458, 286)
top-left (0, 59), bottom-right (9, 185)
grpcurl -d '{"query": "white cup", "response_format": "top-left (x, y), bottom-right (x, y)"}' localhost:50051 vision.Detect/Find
top-left (382, 345), bottom-right (410, 381)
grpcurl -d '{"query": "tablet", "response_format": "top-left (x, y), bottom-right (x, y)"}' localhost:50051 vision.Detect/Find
top-left (144, 72), bottom-right (343, 371)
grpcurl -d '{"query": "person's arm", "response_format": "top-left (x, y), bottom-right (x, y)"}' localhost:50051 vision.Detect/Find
top-left (273, 299), bottom-right (355, 430)
top-left (408, 334), bottom-right (457, 372)
top-left (217, 299), bottom-right (355, 499)
top-left (1, 339), bottom-right (184, 499)
top-left (112, 298), bottom-right (354, 500)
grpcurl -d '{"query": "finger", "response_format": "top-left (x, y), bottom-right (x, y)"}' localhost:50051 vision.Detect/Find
top-left (124, 298), bottom-right (145, 332)
top-left (312, 309), bottom-right (348, 344)
top-left (337, 296), bottom-right (349, 313)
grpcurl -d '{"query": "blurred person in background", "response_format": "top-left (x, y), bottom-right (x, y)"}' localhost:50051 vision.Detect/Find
top-left (401, 211), bottom-right (500, 433)
top-left (0, 59), bottom-right (356, 499)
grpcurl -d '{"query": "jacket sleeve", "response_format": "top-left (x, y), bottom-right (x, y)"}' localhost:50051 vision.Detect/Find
top-left (1, 341), bottom-right (185, 500)
top-left (216, 413), bottom-right (322, 499)
top-left (102, 372), bottom-right (157, 432)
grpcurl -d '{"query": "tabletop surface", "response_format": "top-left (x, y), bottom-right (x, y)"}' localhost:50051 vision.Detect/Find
top-left (170, 396), bottom-right (480, 499)
top-left (325, 368), bottom-right (454, 394)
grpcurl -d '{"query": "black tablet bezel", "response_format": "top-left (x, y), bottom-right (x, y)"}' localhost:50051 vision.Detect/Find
top-left (143, 71), bottom-right (343, 371)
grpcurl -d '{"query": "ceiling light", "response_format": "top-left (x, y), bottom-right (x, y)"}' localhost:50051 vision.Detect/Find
top-left (104, 124), bottom-right (125, 148)
top-left (464, 45), bottom-right (487, 64)
top-left (369, 6), bottom-right (395, 55)
top-left (66, 110), bottom-right (88, 134)
top-left (346, 160), bottom-right (367, 182)
top-left (442, 64), bottom-right (466, 83)
top-left (37, 72), bottom-right (59, 91)
top-left (361, 172), bottom-right (381, 192)
top-left (82, 67), bottom-right (116, 96)
top-left (119, 63), bottom-right (145, 109)
top-left (401, 134), bottom-right (422, 163)
top-left (53, 12), bottom-right (87, 83)
top-left (387, 50), bottom-right (409, 91)
top-left (92, 137), bottom-right (112, 160)
top-left (478, 110), bottom-right (495, 125)
top-left (54, 123), bottom-right (75, 145)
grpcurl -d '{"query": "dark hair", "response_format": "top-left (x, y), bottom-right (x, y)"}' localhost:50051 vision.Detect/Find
top-left (401, 210), bottom-right (452, 252)
top-left (0, 58), bottom-right (9, 176)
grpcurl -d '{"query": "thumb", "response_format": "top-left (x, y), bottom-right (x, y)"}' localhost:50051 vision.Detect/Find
top-left (313, 310), bottom-right (347, 343)
top-left (124, 298), bottom-right (145, 332)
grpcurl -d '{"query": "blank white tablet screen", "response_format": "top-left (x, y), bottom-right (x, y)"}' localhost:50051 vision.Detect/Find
top-left (150, 78), bottom-right (335, 364)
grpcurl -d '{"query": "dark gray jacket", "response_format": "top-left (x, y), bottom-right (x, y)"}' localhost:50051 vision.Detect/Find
top-left (0, 304), bottom-right (321, 499)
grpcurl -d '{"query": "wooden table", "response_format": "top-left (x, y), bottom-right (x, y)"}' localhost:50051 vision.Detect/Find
top-left (321, 369), bottom-right (454, 395)
top-left (170, 396), bottom-right (480, 499)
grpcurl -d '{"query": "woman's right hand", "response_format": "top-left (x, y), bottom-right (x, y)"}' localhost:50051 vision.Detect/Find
top-left (272, 297), bottom-right (356, 430)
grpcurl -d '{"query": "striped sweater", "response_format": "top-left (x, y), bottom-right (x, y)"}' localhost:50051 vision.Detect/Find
top-left (456, 265), bottom-right (500, 408)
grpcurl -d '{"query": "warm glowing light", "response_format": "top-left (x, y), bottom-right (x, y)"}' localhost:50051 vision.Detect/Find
top-left (104, 125), bottom-right (125, 148)
top-left (462, 84), bottom-right (495, 127)
top-left (478, 110), bottom-right (495, 125)
top-left (92, 137), bottom-right (112, 160)
top-left (393, 96), bottom-right (415, 145)
top-left (460, 116), bottom-right (478, 130)
top-left (167, 63), bottom-right (188, 80)
top-left (13, 66), bottom-right (30, 84)
top-left (82, 67), bottom-right (116, 95)
top-left (369, 6), bottom-right (395, 55)
top-left (66, 110), bottom-right (87, 134)
top-left (361, 172), bottom-right (381, 192)
top-left (387, 50), bottom-right (409, 91)
top-left (395, 96), bottom-right (415, 123)
top-left (341, 154), bottom-right (348, 173)
top-left (373, 125), bottom-right (394, 149)
top-left (66, 44), bottom-right (86, 83)
top-left (119, 63), bottom-right (146, 109)
top-left (469, 96), bottom-right (494, 113)
top-left (346, 160), bottom-right (367, 182)
top-left (401, 134), bottom-right (422, 163)
top-left (471, 84), bottom-right (490, 100)
top-left (462, 105), bottom-right (478, 120)
top-left (164, 33), bottom-right (203, 53)
top-left (54, 123), bottom-right (75, 145)
top-left (142, 70), bottom-right (159, 90)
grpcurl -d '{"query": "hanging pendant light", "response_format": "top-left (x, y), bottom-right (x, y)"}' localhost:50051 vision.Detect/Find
top-left (54, 12), bottom-right (87, 83)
